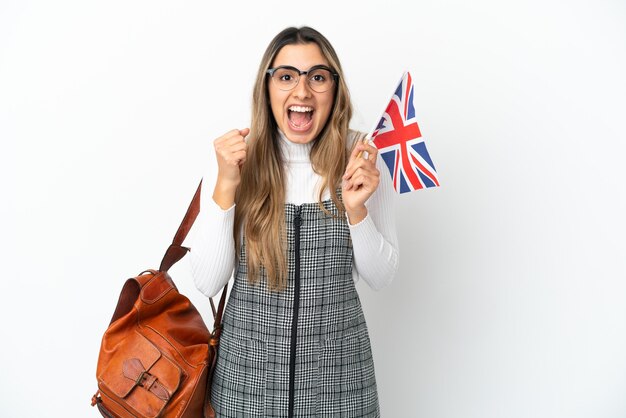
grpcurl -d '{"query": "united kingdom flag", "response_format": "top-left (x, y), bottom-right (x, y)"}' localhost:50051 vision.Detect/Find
top-left (371, 72), bottom-right (440, 193)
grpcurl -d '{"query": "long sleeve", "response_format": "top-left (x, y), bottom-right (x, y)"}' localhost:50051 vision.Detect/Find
top-left (185, 180), bottom-right (236, 298)
top-left (348, 151), bottom-right (399, 290)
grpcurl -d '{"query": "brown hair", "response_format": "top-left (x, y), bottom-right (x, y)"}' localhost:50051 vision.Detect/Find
top-left (234, 26), bottom-right (353, 291)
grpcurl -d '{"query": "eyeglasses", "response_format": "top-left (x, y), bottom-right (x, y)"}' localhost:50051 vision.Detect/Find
top-left (266, 65), bottom-right (339, 93)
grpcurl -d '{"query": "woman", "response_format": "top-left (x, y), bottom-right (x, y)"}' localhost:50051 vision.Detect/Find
top-left (189, 26), bottom-right (399, 417)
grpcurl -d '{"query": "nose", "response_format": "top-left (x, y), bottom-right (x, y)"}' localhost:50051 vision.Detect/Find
top-left (291, 75), bottom-right (312, 99)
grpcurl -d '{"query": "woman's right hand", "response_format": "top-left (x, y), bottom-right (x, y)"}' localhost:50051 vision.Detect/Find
top-left (212, 128), bottom-right (250, 209)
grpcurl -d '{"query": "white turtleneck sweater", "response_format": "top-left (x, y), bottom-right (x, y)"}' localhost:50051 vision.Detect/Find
top-left (187, 130), bottom-right (399, 298)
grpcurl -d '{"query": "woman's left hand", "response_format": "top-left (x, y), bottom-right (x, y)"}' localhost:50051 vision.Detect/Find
top-left (342, 140), bottom-right (380, 224)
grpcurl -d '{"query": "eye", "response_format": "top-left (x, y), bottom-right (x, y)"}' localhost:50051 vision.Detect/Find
top-left (274, 68), bottom-right (298, 84)
top-left (310, 73), bottom-right (326, 83)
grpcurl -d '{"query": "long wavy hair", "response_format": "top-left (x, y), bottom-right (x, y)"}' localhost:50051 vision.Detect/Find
top-left (234, 26), bottom-right (353, 291)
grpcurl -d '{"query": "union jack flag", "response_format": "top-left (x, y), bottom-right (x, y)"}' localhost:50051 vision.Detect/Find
top-left (371, 72), bottom-right (440, 193)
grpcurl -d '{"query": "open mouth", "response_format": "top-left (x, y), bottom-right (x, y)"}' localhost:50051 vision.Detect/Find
top-left (288, 105), bottom-right (314, 131)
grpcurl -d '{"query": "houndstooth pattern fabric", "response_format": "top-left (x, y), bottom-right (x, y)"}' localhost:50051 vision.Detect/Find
top-left (212, 199), bottom-right (380, 417)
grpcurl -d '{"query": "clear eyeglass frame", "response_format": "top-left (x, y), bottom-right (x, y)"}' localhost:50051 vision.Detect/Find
top-left (266, 65), bottom-right (339, 93)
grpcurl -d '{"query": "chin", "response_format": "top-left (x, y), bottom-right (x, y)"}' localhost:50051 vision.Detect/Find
top-left (286, 133), bottom-right (316, 144)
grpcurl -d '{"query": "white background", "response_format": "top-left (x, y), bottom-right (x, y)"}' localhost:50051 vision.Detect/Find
top-left (1, 1), bottom-right (625, 417)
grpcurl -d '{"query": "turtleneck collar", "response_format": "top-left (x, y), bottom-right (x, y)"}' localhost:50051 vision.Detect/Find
top-left (278, 129), bottom-right (313, 164)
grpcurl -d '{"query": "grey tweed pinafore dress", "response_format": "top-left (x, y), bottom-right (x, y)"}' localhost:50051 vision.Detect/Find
top-left (211, 198), bottom-right (380, 417)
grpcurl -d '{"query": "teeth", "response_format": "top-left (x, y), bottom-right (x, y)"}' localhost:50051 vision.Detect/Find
top-left (289, 106), bottom-right (313, 113)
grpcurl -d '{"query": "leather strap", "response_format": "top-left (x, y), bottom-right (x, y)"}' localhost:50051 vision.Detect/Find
top-left (160, 178), bottom-right (229, 321)
top-left (205, 284), bottom-right (228, 418)
top-left (156, 176), bottom-right (229, 323)
top-left (211, 283), bottom-right (228, 326)
top-left (123, 358), bottom-right (171, 401)
top-left (159, 180), bottom-right (203, 272)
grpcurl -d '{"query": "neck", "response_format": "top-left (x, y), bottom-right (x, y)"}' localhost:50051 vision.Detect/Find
top-left (278, 130), bottom-right (313, 163)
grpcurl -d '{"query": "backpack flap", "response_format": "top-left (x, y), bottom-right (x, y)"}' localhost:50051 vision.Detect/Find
top-left (98, 330), bottom-right (182, 418)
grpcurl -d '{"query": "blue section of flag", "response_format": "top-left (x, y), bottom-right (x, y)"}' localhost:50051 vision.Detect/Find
top-left (376, 116), bottom-right (386, 131)
top-left (399, 173), bottom-right (410, 193)
top-left (394, 82), bottom-right (403, 101)
top-left (411, 141), bottom-right (436, 171)
top-left (407, 87), bottom-right (415, 120)
top-left (381, 150), bottom-right (396, 179)
top-left (417, 170), bottom-right (436, 188)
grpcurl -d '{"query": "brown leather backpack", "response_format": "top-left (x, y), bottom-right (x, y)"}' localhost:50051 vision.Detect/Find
top-left (91, 181), bottom-right (227, 418)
